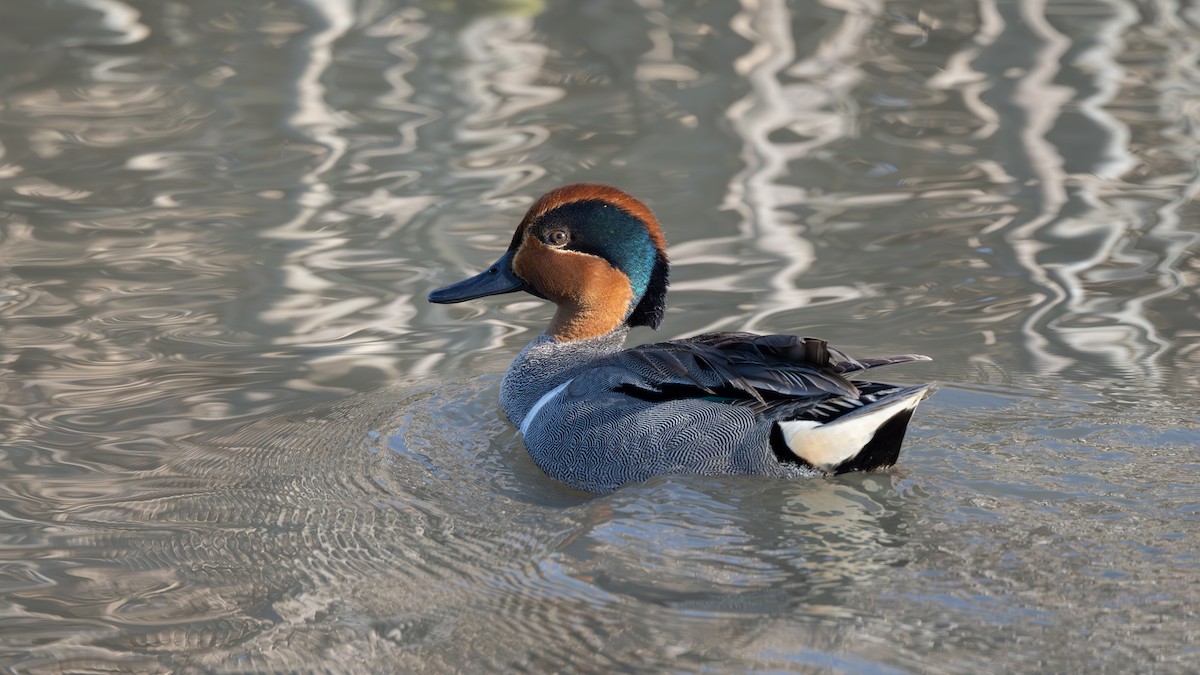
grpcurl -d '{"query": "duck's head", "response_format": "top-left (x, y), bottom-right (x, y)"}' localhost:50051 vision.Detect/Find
top-left (429, 184), bottom-right (670, 342)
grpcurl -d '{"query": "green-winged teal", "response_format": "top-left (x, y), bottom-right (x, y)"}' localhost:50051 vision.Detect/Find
top-left (430, 184), bottom-right (932, 494)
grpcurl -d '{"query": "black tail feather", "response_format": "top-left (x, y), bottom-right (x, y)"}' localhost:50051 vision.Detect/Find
top-left (831, 409), bottom-right (915, 474)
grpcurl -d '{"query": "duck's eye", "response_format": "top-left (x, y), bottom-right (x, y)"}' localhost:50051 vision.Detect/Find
top-left (546, 229), bottom-right (570, 247)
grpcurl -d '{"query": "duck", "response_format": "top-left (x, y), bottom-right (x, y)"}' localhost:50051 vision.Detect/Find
top-left (429, 184), bottom-right (933, 494)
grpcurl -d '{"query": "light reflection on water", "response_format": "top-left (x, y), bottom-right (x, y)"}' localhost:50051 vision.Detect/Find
top-left (0, 0), bottom-right (1198, 671)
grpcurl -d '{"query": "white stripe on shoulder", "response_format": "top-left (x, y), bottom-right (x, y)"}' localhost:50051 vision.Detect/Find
top-left (520, 378), bottom-right (574, 437)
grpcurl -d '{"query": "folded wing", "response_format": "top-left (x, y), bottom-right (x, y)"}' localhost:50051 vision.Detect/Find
top-left (607, 331), bottom-right (929, 405)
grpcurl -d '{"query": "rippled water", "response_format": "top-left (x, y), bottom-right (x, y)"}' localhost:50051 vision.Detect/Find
top-left (1, 0), bottom-right (1198, 671)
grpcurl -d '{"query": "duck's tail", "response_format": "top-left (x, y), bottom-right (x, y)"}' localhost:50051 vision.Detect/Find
top-left (775, 384), bottom-right (934, 473)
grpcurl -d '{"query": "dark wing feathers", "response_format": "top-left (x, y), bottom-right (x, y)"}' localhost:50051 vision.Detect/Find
top-left (626, 345), bottom-right (768, 402)
top-left (834, 354), bottom-right (931, 374)
top-left (609, 331), bottom-right (927, 403)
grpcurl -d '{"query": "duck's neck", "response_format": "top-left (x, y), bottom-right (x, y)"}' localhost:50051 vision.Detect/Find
top-left (548, 301), bottom-right (630, 342)
top-left (499, 328), bottom-right (629, 427)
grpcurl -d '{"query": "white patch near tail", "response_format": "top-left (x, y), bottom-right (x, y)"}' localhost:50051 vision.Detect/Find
top-left (778, 388), bottom-right (927, 471)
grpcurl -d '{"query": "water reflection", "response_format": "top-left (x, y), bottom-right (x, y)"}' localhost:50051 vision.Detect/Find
top-left (565, 473), bottom-right (915, 611)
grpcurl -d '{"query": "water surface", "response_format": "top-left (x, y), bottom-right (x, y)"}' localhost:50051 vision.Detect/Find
top-left (1, 0), bottom-right (1198, 672)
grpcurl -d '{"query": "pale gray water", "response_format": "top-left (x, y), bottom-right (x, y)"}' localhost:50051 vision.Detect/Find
top-left (1, 0), bottom-right (1198, 672)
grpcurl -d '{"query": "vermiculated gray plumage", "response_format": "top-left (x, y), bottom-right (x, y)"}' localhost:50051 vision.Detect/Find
top-left (500, 330), bottom-right (931, 494)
